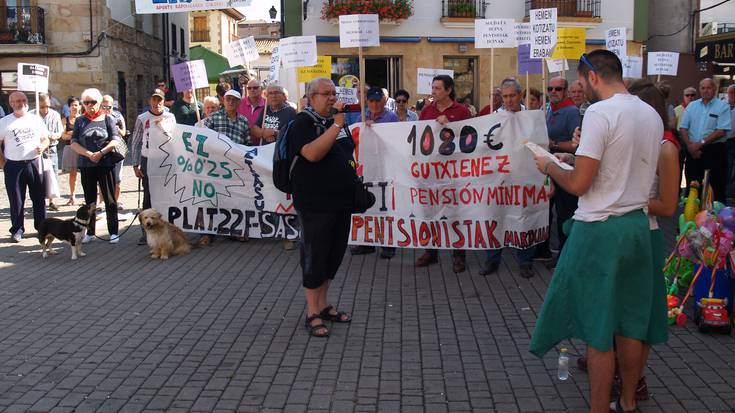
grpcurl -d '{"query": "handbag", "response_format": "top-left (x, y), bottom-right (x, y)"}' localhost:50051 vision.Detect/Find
top-left (103, 115), bottom-right (127, 163)
top-left (41, 157), bottom-right (60, 199)
top-left (352, 176), bottom-right (376, 214)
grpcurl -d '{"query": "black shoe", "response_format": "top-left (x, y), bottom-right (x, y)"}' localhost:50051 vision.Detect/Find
top-left (350, 245), bottom-right (376, 255)
top-left (533, 248), bottom-right (553, 262)
top-left (137, 234), bottom-right (147, 245)
top-left (379, 247), bottom-right (395, 259)
top-left (479, 261), bottom-right (500, 276)
top-left (519, 264), bottom-right (535, 279)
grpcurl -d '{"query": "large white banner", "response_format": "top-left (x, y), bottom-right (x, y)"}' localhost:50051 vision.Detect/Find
top-left (135, 0), bottom-right (252, 14)
top-left (350, 110), bottom-right (550, 249)
top-left (147, 112), bottom-right (551, 249)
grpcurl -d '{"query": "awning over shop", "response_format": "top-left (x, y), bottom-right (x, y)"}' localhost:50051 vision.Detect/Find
top-left (189, 45), bottom-right (243, 83)
top-left (696, 35), bottom-right (735, 64)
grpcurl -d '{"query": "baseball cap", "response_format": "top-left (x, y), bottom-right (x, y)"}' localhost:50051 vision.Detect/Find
top-left (224, 89), bottom-right (242, 100)
top-left (151, 89), bottom-right (165, 99)
top-left (366, 87), bottom-right (384, 101)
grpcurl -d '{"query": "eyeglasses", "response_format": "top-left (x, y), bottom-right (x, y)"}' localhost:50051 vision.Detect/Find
top-left (246, 86), bottom-right (261, 90)
top-left (395, 99), bottom-right (407, 103)
top-left (580, 53), bottom-right (596, 73)
top-left (685, 94), bottom-right (696, 97)
top-left (547, 87), bottom-right (564, 92)
top-left (82, 100), bottom-right (97, 105)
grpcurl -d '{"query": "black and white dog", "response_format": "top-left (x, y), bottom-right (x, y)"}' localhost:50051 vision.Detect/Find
top-left (38, 204), bottom-right (93, 260)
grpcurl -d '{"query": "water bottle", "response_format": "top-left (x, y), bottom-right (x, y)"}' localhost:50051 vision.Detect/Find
top-left (557, 348), bottom-right (569, 380)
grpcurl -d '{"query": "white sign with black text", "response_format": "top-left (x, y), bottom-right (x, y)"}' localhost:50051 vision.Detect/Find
top-left (17, 63), bottom-right (49, 93)
top-left (647, 52), bottom-right (680, 76)
top-left (339, 14), bottom-right (380, 48)
top-left (530, 8), bottom-right (557, 59)
top-left (225, 36), bottom-right (259, 67)
top-left (475, 19), bottom-right (517, 49)
top-left (606, 27), bottom-right (627, 58)
top-left (278, 36), bottom-right (318, 69)
top-left (417, 68), bottom-right (454, 95)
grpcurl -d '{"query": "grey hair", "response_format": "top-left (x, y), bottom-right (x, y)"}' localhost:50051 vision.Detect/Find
top-left (266, 84), bottom-right (285, 94)
top-left (81, 88), bottom-right (103, 102)
top-left (202, 96), bottom-right (220, 106)
top-left (38, 92), bottom-right (50, 102)
top-left (306, 77), bottom-right (334, 96)
top-left (728, 84), bottom-right (735, 93)
top-left (500, 78), bottom-right (523, 94)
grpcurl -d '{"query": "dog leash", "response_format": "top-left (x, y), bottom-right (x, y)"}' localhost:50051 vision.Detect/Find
top-left (91, 177), bottom-right (141, 242)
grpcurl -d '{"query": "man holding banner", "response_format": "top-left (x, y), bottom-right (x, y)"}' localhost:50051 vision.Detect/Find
top-left (416, 75), bottom-right (472, 273)
top-left (530, 50), bottom-right (666, 413)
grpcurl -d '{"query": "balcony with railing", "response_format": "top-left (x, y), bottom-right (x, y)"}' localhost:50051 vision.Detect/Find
top-left (525, 0), bottom-right (601, 20)
top-left (440, 0), bottom-right (487, 28)
top-left (0, 6), bottom-right (45, 45)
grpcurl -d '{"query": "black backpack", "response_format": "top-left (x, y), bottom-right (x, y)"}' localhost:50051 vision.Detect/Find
top-left (272, 110), bottom-right (325, 194)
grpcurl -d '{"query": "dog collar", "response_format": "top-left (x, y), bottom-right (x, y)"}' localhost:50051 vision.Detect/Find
top-left (73, 218), bottom-right (89, 227)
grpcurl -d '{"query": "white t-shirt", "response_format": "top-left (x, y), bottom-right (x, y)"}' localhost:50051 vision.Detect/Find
top-left (573, 93), bottom-right (662, 222)
top-left (0, 112), bottom-right (49, 161)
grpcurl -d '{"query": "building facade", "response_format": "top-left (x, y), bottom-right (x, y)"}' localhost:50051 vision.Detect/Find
top-left (189, 8), bottom-right (244, 55)
top-left (0, 0), bottom-right (187, 124)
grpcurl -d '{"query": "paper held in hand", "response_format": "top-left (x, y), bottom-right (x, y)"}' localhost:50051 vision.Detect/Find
top-left (523, 141), bottom-right (573, 171)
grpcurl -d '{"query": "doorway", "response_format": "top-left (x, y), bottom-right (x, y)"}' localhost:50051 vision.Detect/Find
top-left (331, 56), bottom-right (401, 94)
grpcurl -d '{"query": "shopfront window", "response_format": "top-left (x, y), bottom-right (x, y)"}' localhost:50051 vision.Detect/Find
top-left (444, 57), bottom-right (477, 106)
top-left (331, 56), bottom-right (401, 93)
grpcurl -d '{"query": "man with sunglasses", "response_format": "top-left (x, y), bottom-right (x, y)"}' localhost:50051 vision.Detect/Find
top-left (530, 50), bottom-right (665, 413)
top-left (237, 79), bottom-right (266, 129)
top-left (674, 87), bottom-right (697, 129)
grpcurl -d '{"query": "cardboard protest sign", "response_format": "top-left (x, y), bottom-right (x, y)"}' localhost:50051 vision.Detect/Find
top-left (647, 52), bottom-right (679, 76)
top-left (17, 63), bottom-right (49, 93)
top-left (530, 8), bottom-right (557, 59)
top-left (336, 87), bottom-right (358, 104)
top-left (339, 14), bottom-right (380, 48)
top-left (550, 28), bottom-right (585, 60)
top-left (518, 44), bottom-right (543, 74)
top-left (279, 36), bottom-right (318, 69)
top-left (171, 60), bottom-right (209, 91)
top-left (297, 56), bottom-right (332, 82)
top-left (135, 0), bottom-right (252, 14)
top-left (545, 58), bottom-right (569, 74)
top-left (515, 23), bottom-right (532, 46)
top-left (351, 110), bottom-right (551, 249)
top-left (475, 19), bottom-right (516, 49)
top-left (606, 27), bottom-right (627, 58)
top-left (417, 68), bottom-right (454, 95)
top-left (225, 36), bottom-right (259, 67)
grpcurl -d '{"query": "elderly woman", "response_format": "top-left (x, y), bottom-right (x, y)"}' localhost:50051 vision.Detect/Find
top-left (70, 88), bottom-right (121, 244)
top-left (194, 96), bottom-right (221, 128)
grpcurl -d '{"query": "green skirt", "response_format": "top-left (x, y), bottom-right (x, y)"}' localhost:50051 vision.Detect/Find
top-left (529, 211), bottom-right (669, 357)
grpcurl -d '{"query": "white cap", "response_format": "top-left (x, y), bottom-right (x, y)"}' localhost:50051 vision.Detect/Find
top-left (224, 90), bottom-right (242, 100)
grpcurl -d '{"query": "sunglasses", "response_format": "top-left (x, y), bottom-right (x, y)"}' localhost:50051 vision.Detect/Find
top-left (580, 53), bottom-right (596, 73)
top-left (547, 87), bottom-right (564, 92)
top-left (82, 100), bottom-right (97, 105)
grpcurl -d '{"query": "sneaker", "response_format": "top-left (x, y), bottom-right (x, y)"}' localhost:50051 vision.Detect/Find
top-left (10, 229), bottom-right (23, 243)
top-left (82, 234), bottom-right (94, 244)
top-left (47, 203), bottom-right (59, 212)
top-left (109, 234), bottom-right (119, 244)
top-left (138, 234), bottom-right (147, 245)
top-left (533, 248), bottom-right (553, 262)
top-left (479, 261), bottom-right (500, 276)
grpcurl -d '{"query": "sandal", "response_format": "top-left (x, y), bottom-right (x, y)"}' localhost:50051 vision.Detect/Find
top-left (305, 314), bottom-right (329, 337)
top-left (320, 305), bottom-right (352, 323)
top-left (610, 398), bottom-right (637, 413)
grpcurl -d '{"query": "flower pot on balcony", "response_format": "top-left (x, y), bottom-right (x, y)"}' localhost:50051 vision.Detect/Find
top-left (0, 31), bottom-right (15, 43)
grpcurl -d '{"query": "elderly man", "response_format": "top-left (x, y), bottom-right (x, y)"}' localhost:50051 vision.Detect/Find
top-left (674, 86), bottom-right (697, 129)
top-left (481, 79), bottom-right (537, 278)
top-left (171, 89), bottom-right (203, 126)
top-left (569, 80), bottom-right (590, 119)
top-left (680, 78), bottom-right (732, 203)
top-left (478, 87), bottom-right (503, 115)
top-left (250, 84), bottom-right (297, 146)
top-left (531, 50), bottom-right (665, 413)
top-left (286, 77), bottom-right (355, 337)
top-left (203, 90), bottom-right (250, 145)
top-left (29, 93), bottom-right (63, 211)
top-left (0, 91), bottom-right (50, 242)
top-left (238, 79), bottom-right (266, 128)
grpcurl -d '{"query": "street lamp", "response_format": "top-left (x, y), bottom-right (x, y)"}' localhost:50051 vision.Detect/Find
top-left (269, 5), bottom-right (277, 21)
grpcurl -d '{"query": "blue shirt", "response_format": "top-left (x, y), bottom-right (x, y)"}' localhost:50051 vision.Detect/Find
top-left (680, 98), bottom-right (732, 143)
top-left (546, 103), bottom-right (581, 142)
top-left (366, 109), bottom-right (399, 124)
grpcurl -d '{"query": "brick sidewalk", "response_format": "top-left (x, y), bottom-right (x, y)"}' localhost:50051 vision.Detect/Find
top-left (0, 166), bottom-right (734, 412)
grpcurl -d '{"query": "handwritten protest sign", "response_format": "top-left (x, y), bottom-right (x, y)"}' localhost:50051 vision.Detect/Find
top-left (647, 52), bottom-right (680, 76)
top-left (171, 60), bottom-right (209, 91)
top-left (135, 0), bottom-right (252, 14)
top-left (606, 27), bottom-right (627, 58)
top-left (279, 36), bottom-right (318, 69)
top-left (518, 44), bottom-right (542, 74)
top-left (297, 56), bottom-right (332, 82)
top-left (530, 8), bottom-right (557, 59)
top-left (225, 36), bottom-right (259, 67)
top-left (339, 14), bottom-right (380, 48)
top-left (475, 19), bottom-right (516, 49)
top-left (417, 68), bottom-right (454, 95)
top-left (267, 46), bottom-right (280, 84)
top-left (550, 27), bottom-right (585, 60)
top-left (17, 63), bottom-right (49, 93)
top-left (336, 87), bottom-right (358, 104)
top-left (515, 23), bottom-right (532, 46)
top-left (545, 58), bottom-right (569, 74)
top-left (623, 56), bottom-right (643, 79)
top-left (351, 110), bottom-right (551, 249)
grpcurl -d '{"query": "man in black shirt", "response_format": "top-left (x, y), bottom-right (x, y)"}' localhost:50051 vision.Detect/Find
top-left (170, 89), bottom-right (203, 126)
top-left (251, 84), bottom-right (297, 146)
top-left (287, 77), bottom-right (355, 337)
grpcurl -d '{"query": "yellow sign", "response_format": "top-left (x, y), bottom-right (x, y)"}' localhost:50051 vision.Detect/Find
top-left (297, 56), bottom-right (332, 82)
top-left (551, 28), bottom-right (586, 60)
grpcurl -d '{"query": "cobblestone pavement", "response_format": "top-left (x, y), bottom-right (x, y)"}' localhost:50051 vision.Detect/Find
top-left (0, 166), bottom-right (734, 412)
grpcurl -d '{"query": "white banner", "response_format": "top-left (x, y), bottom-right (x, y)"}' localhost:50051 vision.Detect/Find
top-left (606, 27), bottom-right (627, 58)
top-left (647, 52), bottom-right (680, 76)
top-left (475, 19), bottom-right (517, 49)
top-left (339, 14), bottom-right (380, 48)
top-left (135, 0), bottom-right (252, 14)
top-left (351, 110), bottom-right (551, 249)
top-left (17, 63), bottom-right (49, 93)
top-left (279, 36), bottom-right (318, 69)
top-left (225, 36), bottom-right (259, 67)
top-left (417, 68), bottom-right (454, 95)
top-left (530, 8), bottom-right (557, 59)
top-left (147, 123), bottom-right (298, 239)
